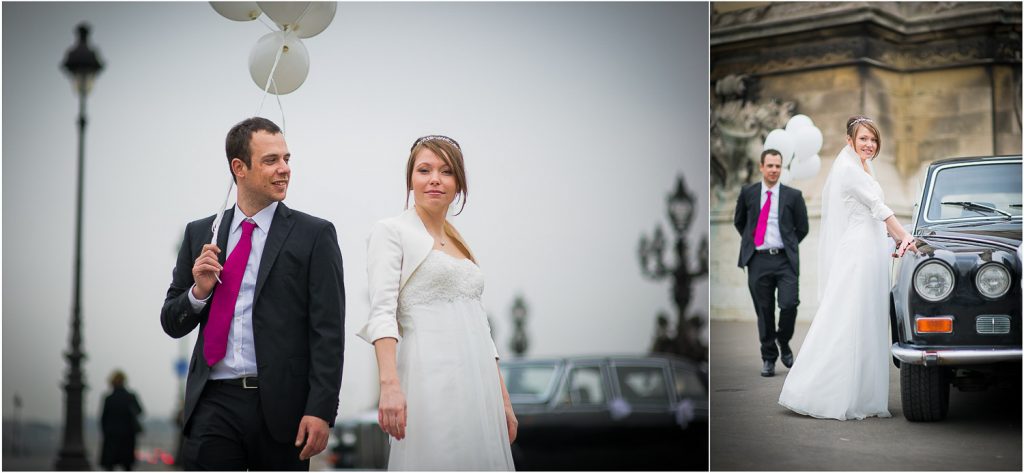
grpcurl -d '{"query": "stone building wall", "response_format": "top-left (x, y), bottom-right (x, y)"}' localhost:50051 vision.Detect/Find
top-left (710, 2), bottom-right (1022, 321)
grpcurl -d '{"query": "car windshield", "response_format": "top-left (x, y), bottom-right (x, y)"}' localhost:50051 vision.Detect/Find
top-left (923, 161), bottom-right (1022, 223)
top-left (500, 363), bottom-right (559, 403)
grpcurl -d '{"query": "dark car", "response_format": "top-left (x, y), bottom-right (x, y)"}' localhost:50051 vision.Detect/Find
top-left (326, 410), bottom-right (390, 469)
top-left (500, 354), bottom-right (708, 471)
top-left (889, 155), bottom-right (1022, 422)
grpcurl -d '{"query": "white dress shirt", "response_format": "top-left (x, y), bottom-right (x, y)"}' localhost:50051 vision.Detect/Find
top-left (757, 182), bottom-right (784, 250)
top-left (188, 201), bottom-right (278, 380)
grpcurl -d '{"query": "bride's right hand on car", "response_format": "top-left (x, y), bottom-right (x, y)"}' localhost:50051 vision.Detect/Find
top-left (895, 234), bottom-right (918, 257)
top-left (378, 381), bottom-right (407, 440)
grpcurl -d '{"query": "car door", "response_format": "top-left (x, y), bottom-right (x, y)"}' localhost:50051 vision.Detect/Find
top-left (537, 361), bottom-right (615, 469)
top-left (670, 360), bottom-right (710, 470)
top-left (608, 360), bottom-right (682, 469)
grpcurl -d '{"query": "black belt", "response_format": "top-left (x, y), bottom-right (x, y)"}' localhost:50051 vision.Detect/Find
top-left (212, 376), bottom-right (259, 389)
top-left (755, 248), bottom-right (785, 255)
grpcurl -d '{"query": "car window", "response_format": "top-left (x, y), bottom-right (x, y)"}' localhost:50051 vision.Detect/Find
top-left (673, 366), bottom-right (705, 399)
top-left (615, 366), bottom-right (669, 406)
top-left (501, 364), bottom-right (558, 400)
top-left (924, 162), bottom-right (1022, 221)
top-left (556, 366), bottom-right (605, 407)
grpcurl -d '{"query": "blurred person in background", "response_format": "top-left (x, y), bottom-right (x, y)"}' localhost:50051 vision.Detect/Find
top-left (99, 370), bottom-right (144, 471)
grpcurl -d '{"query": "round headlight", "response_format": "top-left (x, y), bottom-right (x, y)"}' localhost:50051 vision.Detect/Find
top-left (914, 260), bottom-right (955, 302)
top-left (976, 263), bottom-right (1010, 299)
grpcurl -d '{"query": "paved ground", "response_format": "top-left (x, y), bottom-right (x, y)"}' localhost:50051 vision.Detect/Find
top-left (1, 452), bottom-right (332, 471)
top-left (710, 320), bottom-right (1022, 471)
top-left (2, 443), bottom-right (332, 471)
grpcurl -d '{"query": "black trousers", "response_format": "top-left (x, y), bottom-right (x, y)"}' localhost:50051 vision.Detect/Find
top-left (181, 382), bottom-right (308, 471)
top-left (747, 252), bottom-right (799, 362)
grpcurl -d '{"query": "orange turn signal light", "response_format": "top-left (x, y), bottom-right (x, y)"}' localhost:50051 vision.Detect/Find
top-left (916, 317), bottom-right (953, 334)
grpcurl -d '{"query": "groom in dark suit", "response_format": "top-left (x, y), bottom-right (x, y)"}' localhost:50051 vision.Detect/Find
top-left (161, 117), bottom-right (345, 469)
top-left (734, 149), bottom-right (809, 377)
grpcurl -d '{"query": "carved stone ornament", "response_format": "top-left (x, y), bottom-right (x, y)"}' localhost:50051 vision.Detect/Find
top-left (711, 2), bottom-right (1022, 79)
top-left (710, 74), bottom-right (794, 205)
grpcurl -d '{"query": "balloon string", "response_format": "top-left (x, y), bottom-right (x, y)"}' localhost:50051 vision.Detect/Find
top-left (274, 81), bottom-right (286, 133)
top-left (256, 15), bottom-right (277, 33)
top-left (254, 34), bottom-right (286, 118)
top-left (294, 3), bottom-right (313, 29)
top-left (209, 177), bottom-right (234, 246)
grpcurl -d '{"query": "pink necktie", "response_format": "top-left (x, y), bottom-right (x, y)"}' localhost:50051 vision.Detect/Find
top-left (754, 190), bottom-right (771, 247)
top-left (204, 219), bottom-right (256, 366)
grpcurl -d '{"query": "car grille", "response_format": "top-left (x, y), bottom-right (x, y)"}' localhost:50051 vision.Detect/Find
top-left (976, 315), bottom-right (1011, 334)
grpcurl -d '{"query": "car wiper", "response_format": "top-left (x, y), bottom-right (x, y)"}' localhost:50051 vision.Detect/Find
top-left (941, 201), bottom-right (1012, 219)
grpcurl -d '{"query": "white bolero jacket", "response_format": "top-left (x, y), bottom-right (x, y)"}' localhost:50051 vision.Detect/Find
top-left (356, 207), bottom-right (478, 345)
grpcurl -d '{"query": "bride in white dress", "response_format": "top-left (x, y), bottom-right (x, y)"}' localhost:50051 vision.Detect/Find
top-left (358, 135), bottom-right (516, 470)
top-left (778, 116), bottom-right (917, 420)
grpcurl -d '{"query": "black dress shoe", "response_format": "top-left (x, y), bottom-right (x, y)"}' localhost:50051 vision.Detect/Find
top-left (778, 346), bottom-right (794, 368)
top-left (761, 360), bottom-right (775, 377)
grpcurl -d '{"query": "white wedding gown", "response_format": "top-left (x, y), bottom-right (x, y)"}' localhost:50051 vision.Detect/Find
top-left (388, 250), bottom-right (515, 470)
top-left (778, 146), bottom-right (894, 420)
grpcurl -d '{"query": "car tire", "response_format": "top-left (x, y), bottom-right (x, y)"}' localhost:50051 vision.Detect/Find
top-left (900, 363), bottom-right (950, 422)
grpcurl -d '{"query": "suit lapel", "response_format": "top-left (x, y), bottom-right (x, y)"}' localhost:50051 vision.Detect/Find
top-left (254, 203), bottom-right (295, 303)
top-left (217, 207), bottom-right (234, 266)
top-left (750, 184), bottom-right (762, 231)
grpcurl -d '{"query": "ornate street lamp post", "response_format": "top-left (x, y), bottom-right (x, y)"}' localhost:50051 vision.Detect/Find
top-left (55, 22), bottom-right (103, 471)
top-left (509, 295), bottom-right (529, 358)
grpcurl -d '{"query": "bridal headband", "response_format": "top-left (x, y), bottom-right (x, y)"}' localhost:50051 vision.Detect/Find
top-left (411, 135), bottom-right (461, 151)
top-left (849, 117), bottom-right (874, 128)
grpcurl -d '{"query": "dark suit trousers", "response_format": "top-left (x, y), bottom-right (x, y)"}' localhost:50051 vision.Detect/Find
top-left (181, 382), bottom-right (308, 471)
top-left (747, 252), bottom-right (799, 362)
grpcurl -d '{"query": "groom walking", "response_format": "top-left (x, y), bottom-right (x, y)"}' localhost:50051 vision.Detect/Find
top-left (734, 149), bottom-right (809, 377)
top-left (161, 117), bottom-right (345, 469)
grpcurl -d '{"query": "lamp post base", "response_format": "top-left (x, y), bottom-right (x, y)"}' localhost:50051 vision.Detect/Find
top-left (55, 449), bottom-right (91, 471)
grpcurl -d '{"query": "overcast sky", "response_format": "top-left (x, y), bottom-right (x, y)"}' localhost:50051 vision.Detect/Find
top-left (2, 1), bottom-right (709, 423)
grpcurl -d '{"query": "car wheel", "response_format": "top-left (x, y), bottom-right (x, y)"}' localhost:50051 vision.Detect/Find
top-left (900, 363), bottom-right (950, 422)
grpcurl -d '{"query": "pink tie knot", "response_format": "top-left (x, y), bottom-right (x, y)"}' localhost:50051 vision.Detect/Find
top-left (241, 219), bottom-right (256, 237)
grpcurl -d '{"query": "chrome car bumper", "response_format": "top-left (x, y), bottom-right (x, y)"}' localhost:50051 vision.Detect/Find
top-left (892, 344), bottom-right (1023, 366)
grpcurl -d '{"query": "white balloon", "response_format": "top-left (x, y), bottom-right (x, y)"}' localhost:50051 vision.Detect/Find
top-left (763, 129), bottom-right (795, 167)
top-left (804, 154), bottom-right (822, 177)
top-left (785, 114), bottom-right (814, 132)
top-left (779, 167), bottom-right (793, 185)
top-left (258, 2), bottom-right (312, 31)
top-left (793, 125), bottom-right (823, 160)
top-left (248, 31), bottom-right (310, 95)
top-left (293, 2), bottom-right (336, 38)
top-left (789, 154), bottom-right (821, 181)
top-left (210, 2), bottom-right (262, 21)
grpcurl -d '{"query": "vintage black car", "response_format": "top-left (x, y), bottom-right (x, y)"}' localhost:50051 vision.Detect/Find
top-left (326, 410), bottom-right (390, 469)
top-left (500, 354), bottom-right (708, 471)
top-left (889, 155), bottom-right (1022, 422)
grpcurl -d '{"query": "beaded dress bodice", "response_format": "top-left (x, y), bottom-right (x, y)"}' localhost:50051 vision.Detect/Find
top-left (398, 250), bottom-right (484, 314)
